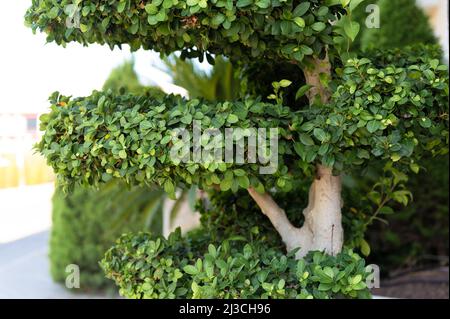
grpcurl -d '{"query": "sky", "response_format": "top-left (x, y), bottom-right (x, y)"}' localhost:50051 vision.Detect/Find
top-left (1, 1), bottom-right (447, 115)
top-left (0, 1), bottom-right (184, 114)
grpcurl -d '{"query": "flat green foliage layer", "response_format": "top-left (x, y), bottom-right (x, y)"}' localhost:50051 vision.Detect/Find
top-left (101, 230), bottom-right (371, 299)
top-left (37, 46), bottom-right (449, 197)
top-left (25, 0), bottom-right (341, 62)
top-left (37, 92), bottom-right (296, 196)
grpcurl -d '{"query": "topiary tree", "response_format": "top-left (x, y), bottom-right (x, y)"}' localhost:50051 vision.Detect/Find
top-left (360, 0), bottom-right (437, 51)
top-left (26, 0), bottom-right (448, 298)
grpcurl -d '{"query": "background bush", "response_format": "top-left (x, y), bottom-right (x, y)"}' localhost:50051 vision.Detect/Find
top-left (367, 156), bottom-right (449, 272)
top-left (358, 0), bottom-right (437, 51)
top-left (350, 0), bottom-right (448, 274)
top-left (50, 180), bottom-right (164, 291)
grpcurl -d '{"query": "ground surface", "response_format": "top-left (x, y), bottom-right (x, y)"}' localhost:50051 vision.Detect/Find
top-left (0, 183), bottom-right (107, 298)
top-left (373, 267), bottom-right (449, 299)
top-left (0, 231), bottom-right (107, 299)
top-left (0, 183), bottom-right (54, 244)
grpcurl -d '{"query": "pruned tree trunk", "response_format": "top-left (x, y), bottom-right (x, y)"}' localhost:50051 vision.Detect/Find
top-left (248, 165), bottom-right (343, 258)
top-left (249, 55), bottom-right (344, 258)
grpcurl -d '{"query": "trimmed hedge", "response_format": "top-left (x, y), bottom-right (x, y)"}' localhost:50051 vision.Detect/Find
top-left (101, 229), bottom-right (372, 299)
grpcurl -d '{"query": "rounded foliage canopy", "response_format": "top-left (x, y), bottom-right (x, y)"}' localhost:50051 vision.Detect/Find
top-left (25, 0), bottom-right (342, 63)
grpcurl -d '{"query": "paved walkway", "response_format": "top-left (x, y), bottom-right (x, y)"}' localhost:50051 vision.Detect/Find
top-left (0, 183), bottom-right (54, 244)
top-left (0, 231), bottom-right (105, 299)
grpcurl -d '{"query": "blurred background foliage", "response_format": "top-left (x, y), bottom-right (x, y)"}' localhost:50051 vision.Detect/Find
top-left (164, 55), bottom-right (241, 101)
top-left (50, 181), bottom-right (164, 291)
top-left (358, 0), bottom-right (438, 51)
top-left (350, 0), bottom-right (448, 274)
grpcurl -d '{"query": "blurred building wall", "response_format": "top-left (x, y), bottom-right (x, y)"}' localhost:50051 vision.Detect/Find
top-left (418, 0), bottom-right (449, 62)
top-left (0, 113), bottom-right (54, 188)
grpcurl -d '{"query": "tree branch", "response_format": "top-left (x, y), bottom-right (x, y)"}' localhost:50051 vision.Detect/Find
top-left (247, 188), bottom-right (298, 243)
top-left (302, 55), bottom-right (332, 104)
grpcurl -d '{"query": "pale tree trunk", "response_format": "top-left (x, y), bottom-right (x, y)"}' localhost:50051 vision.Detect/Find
top-left (248, 55), bottom-right (344, 258)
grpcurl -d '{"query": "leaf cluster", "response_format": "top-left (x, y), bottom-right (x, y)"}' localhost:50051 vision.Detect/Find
top-left (101, 229), bottom-right (372, 299)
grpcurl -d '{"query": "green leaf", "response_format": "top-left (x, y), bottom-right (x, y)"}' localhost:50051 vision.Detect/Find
top-left (183, 265), bottom-right (199, 275)
top-left (313, 128), bottom-right (327, 142)
top-left (243, 244), bottom-right (252, 258)
top-left (161, 135), bottom-right (171, 144)
top-left (79, 24), bottom-right (89, 33)
top-left (356, 149), bottom-right (370, 159)
top-left (343, 20), bottom-right (360, 41)
top-left (300, 45), bottom-right (313, 55)
top-left (101, 17), bottom-right (111, 29)
top-left (311, 22), bottom-right (326, 32)
top-left (220, 178), bottom-right (232, 191)
top-left (278, 279), bottom-right (285, 290)
top-left (293, 2), bottom-right (310, 17)
top-left (323, 267), bottom-right (334, 279)
top-left (349, 0), bottom-right (366, 11)
top-left (410, 162), bottom-right (420, 173)
top-left (256, 0), bottom-right (270, 9)
top-left (147, 15), bottom-right (158, 25)
top-left (237, 0), bottom-right (253, 7)
top-left (360, 239), bottom-right (371, 256)
top-left (181, 114), bottom-right (193, 124)
top-left (140, 121), bottom-right (152, 130)
top-left (293, 17), bottom-right (305, 28)
top-left (301, 122), bottom-right (315, 133)
top-left (118, 150), bottom-right (127, 159)
top-left (318, 283), bottom-right (332, 291)
top-left (379, 206), bottom-right (394, 215)
top-left (351, 274), bottom-right (363, 285)
top-left (279, 79), bottom-right (292, 87)
top-left (215, 259), bottom-right (227, 270)
top-left (47, 7), bottom-right (60, 19)
top-left (227, 114), bottom-right (239, 124)
top-left (299, 133), bottom-right (315, 146)
top-left (145, 4), bottom-right (159, 15)
top-left (237, 175), bottom-right (250, 189)
top-left (186, 0), bottom-right (199, 6)
top-left (366, 120), bottom-right (380, 133)
top-left (211, 13), bottom-right (225, 26)
top-left (295, 84), bottom-right (313, 100)
top-left (208, 244), bottom-right (217, 257)
top-left (162, 0), bottom-right (174, 9)
top-left (164, 180), bottom-right (175, 195)
top-left (117, 1), bottom-right (127, 13)
top-left (419, 117), bottom-right (432, 128)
